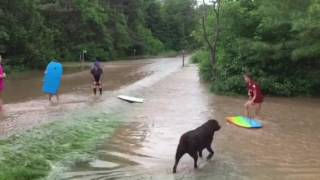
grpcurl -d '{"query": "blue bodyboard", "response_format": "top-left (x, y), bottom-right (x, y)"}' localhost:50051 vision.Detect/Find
top-left (42, 61), bottom-right (63, 94)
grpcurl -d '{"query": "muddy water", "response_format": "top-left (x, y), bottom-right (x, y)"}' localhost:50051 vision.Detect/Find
top-left (62, 64), bottom-right (320, 180)
top-left (0, 59), bottom-right (156, 138)
top-left (3, 61), bottom-right (152, 103)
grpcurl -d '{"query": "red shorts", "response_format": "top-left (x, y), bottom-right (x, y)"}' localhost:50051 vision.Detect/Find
top-left (253, 95), bottom-right (264, 103)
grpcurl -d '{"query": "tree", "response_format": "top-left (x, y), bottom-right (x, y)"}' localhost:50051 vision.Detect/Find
top-left (195, 0), bottom-right (320, 96)
top-left (201, 0), bottom-right (221, 66)
top-left (162, 0), bottom-right (198, 50)
top-left (1, 0), bottom-right (198, 70)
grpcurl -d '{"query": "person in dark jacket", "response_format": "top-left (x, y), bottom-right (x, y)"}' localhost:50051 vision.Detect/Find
top-left (90, 59), bottom-right (103, 95)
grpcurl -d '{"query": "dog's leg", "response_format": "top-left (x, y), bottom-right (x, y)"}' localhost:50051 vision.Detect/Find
top-left (173, 150), bottom-right (184, 173)
top-left (190, 152), bottom-right (198, 169)
top-left (206, 146), bottom-right (214, 160)
top-left (198, 150), bottom-right (203, 158)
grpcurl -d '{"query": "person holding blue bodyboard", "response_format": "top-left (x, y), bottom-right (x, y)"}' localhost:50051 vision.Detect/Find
top-left (43, 60), bottom-right (63, 103)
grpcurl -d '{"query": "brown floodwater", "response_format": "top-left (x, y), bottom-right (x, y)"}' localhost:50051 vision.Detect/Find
top-left (1, 56), bottom-right (319, 179)
top-left (3, 61), bottom-right (153, 103)
top-left (0, 59), bottom-right (157, 138)
top-left (60, 63), bottom-right (320, 180)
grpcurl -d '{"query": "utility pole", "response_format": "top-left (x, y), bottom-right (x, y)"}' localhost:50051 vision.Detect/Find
top-left (182, 49), bottom-right (185, 67)
top-left (80, 49), bottom-right (87, 69)
top-left (182, 17), bottom-right (186, 67)
top-left (133, 48), bottom-right (136, 59)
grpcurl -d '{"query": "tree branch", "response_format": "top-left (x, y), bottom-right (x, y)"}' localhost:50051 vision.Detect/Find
top-left (202, 0), bottom-right (213, 49)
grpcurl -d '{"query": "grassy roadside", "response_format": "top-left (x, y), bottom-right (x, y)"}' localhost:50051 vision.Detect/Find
top-left (0, 110), bottom-right (124, 180)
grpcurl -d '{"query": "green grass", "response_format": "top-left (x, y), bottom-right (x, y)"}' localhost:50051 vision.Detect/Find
top-left (0, 110), bottom-right (123, 180)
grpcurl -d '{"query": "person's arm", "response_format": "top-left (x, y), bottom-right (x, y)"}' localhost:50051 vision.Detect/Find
top-left (0, 72), bottom-right (7, 79)
top-left (99, 68), bottom-right (103, 82)
top-left (250, 88), bottom-right (257, 104)
top-left (90, 70), bottom-right (94, 81)
top-left (0, 67), bottom-right (6, 78)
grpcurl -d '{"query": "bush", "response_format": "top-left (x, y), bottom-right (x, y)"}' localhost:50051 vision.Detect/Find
top-left (191, 49), bottom-right (210, 64)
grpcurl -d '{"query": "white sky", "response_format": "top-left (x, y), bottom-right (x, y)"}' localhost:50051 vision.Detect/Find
top-left (197, 0), bottom-right (213, 5)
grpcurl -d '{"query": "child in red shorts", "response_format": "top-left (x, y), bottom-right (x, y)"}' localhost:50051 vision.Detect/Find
top-left (243, 74), bottom-right (264, 119)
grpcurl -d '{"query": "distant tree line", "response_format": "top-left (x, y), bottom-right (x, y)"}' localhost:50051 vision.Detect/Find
top-left (0, 0), bottom-right (198, 68)
top-left (193, 0), bottom-right (320, 96)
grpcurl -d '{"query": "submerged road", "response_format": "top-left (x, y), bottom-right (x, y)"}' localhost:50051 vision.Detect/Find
top-left (1, 56), bottom-right (320, 179)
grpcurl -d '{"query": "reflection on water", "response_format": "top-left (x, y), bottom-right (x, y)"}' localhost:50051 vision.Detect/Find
top-left (63, 65), bottom-right (320, 180)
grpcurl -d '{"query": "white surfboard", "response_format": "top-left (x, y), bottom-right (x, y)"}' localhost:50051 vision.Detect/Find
top-left (118, 95), bottom-right (144, 103)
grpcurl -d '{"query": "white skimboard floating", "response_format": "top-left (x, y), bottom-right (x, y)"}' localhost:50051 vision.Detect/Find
top-left (118, 95), bottom-right (144, 103)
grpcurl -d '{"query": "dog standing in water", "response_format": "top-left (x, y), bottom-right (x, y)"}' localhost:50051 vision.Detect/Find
top-left (173, 119), bottom-right (221, 173)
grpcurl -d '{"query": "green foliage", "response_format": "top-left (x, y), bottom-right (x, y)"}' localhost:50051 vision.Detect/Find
top-left (197, 51), bottom-right (213, 81)
top-left (191, 49), bottom-right (210, 64)
top-left (161, 0), bottom-right (198, 50)
top-left (0, 0), bottom-right (198, 67)
top-left (0, 111), bottom-right (121, 180)
top-left (196, 0), bottom-right (320, 96)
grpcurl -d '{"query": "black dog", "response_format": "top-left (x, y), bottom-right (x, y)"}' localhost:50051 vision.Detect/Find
top-left (172, 119), bottom-right (220, 173)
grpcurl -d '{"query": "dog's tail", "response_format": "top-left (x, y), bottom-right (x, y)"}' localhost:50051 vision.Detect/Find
top-left (175, 143), bottom-right (184, 158)
top-left (173, 141), bottom-right (186, 173)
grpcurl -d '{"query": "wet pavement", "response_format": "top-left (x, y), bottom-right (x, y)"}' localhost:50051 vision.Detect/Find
top-left (1, 56), bottom-right (320, 179)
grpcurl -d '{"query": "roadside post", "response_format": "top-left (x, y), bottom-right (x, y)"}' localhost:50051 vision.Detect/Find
top-left (80, 50), bottom-right (87, 69)
top-left (182, 49), bottom-right (185, 67)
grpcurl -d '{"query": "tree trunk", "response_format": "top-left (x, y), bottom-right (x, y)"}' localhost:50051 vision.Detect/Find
top-left (201, 0), bottom-right (221, 67)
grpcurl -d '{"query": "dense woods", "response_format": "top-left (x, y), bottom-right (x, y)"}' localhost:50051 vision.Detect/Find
top-left (0, 0), bottom-right (197, 68)
top-left (1, 0), bottom-right (319, 96)
top-left (194, 0), bottom-right (320, 96)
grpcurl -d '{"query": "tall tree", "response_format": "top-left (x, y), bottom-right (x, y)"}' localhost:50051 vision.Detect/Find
top-left (201, 0), bottom-right (221, 66)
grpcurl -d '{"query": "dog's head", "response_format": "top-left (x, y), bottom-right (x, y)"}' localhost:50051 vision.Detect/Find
top-left (207, 119), bottom-right (221, 132)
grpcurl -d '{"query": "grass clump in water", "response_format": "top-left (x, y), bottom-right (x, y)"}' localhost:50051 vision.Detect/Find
top-left (0, 111), bottom-right (122, 180)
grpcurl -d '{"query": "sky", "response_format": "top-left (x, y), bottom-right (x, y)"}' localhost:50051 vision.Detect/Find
top-left (197, 0), bottom-right (213, 5)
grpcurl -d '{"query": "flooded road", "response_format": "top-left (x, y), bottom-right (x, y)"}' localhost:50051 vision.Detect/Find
top-left (1, 56), bottom-right (320, 179)
top-left (60, 62), bottom-right (320, 180)
top-left (3, 60), bottom-right (152, 103)
top-left (0, 59), bottom-right (157, 138)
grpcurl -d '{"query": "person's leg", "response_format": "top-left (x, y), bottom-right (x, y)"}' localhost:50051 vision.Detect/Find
top-left (98, 82), bottom-right (102, 95)
top-left (244, 100), bottom-right (251, 118)
top-left (0, 92), bottom-right (3, 111)
top-left (254, 103), bottom-right (262, 119)
top-left (92, 82), bottom-right (97, 95)
top-left (49, 94), bottom-right (52, 102)
top-left (56, 93), bottom-right (60, 102)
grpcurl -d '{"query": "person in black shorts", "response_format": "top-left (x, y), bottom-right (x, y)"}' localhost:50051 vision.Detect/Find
top-left (90, 59), bottom-right (103, 95)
